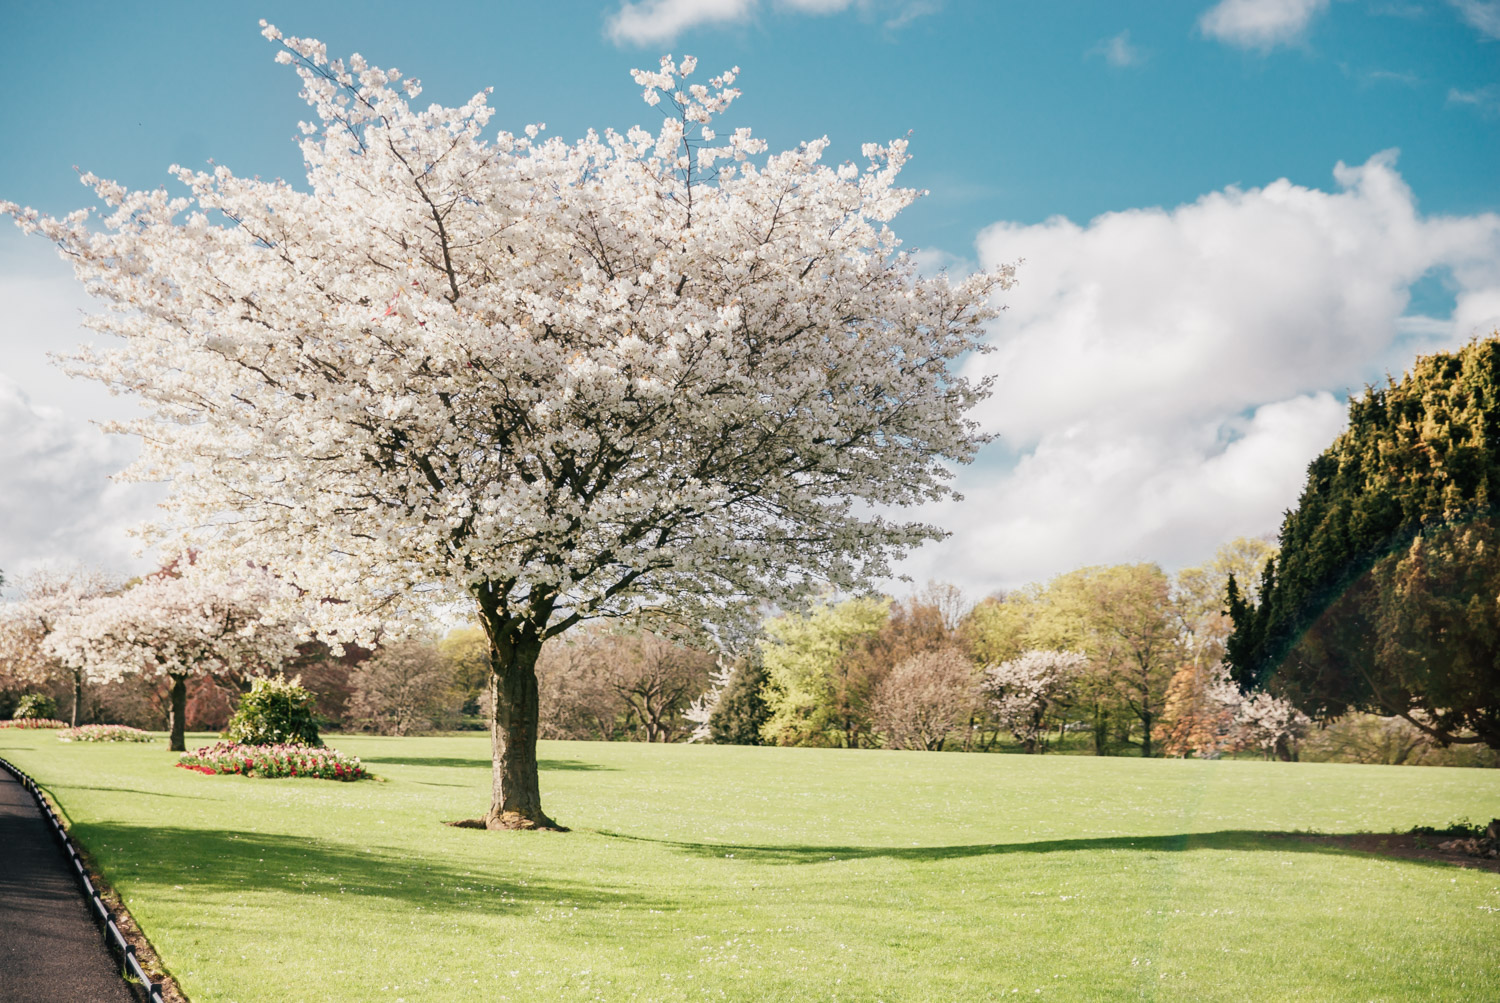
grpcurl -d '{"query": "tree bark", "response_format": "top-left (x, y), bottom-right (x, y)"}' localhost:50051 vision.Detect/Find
top-left (168, 673), bottom-right (188, 752)
top-left (71, 669), bottom-right (83, 728)
top-left (480, 623), bottom-right (564, 831)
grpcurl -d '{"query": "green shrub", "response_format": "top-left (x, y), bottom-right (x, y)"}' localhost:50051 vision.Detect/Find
top-left (13, 693), bottom-right (58, 720)
top-left (224, 675), bottom-right (321, 747)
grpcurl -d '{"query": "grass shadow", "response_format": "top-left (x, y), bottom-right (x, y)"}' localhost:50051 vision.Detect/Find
top-left (70, 821), bottom-right (648, 915)
top-left (360, 755), bottom-right (613, 772)
top-left (49, 784), bottom-right (210, 801)
top-left (592, 828), bottom-right (1478, 872)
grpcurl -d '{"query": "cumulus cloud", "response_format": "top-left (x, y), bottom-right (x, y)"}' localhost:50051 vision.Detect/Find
top-left (1449, 0), bottom-right (1500, 38)
top-left (607, 0), bottom-right (756, 45)
top-left (0, 235), bottom-right (162, 584)
top-left (605, 0), bottom-right (934, 45)
top-left (888, 152), bottom-right (1500, 597)
top-left (1199, 0), bottom-right (1329, 50)
top-left (0, 375), bottom-right (161, 582)
top-left (1090, 30), bottom-right (1145, 68)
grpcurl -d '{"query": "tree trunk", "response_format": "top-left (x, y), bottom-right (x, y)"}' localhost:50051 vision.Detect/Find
top-left (480, 624), bottom-right (564, 831)
top-left (71, 669), bottom-right (83, 728)
top-left (1141, 708), bottom-right (1153, 758)
top-left (168, 673), bottom-right (188, 752)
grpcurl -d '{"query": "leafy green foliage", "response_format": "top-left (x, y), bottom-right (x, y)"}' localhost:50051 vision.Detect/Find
top-left (759, 596), bottom-right (891, 747)
top-left (224, 674), bottom-right (322, 747)
top-left (1226, 336), bottom-right (1500, 747)
top-left (13, 693), bottom-right (57, 720)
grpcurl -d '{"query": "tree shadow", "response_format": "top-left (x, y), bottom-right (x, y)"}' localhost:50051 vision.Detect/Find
top-left (70, 822), bottom-right (647, 914)
top-left (360, 755), bottom-right (612, 772)
top-left (49, 784), bottom-right (209, 801)
top-left (591, 828), bottom-right (1476, 871)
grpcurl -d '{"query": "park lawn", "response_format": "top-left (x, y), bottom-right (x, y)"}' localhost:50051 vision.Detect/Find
top-left (1, 733), bottom-right (1497, 1002)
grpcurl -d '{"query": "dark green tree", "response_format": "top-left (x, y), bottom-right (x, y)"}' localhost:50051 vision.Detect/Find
top-left (708, 655), bottom-right (770, 745)
top-left (1225, 335), bottom-right (1500, 747)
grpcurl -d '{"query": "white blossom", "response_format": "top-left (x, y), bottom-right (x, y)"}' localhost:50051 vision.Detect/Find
top-left (983, 649), bottom-right (1088, 751)
top-left (3, 30), bottom-right (1012, 824)
top-left (44, 566), bottom-right (300, 686)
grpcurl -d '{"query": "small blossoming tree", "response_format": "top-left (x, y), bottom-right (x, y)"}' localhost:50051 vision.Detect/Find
top-left (983, 649), bottom-right (1088, 754)
top-left (45, 569), bottom-right (301, 751)
top-left (5, 28), bottom-right (1011, 828)
top-left (0, 568), bottom-right (119, 726)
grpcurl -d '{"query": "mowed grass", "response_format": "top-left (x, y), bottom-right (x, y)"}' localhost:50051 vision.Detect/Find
top-left (2, 733), bottom-right (1498, 1002)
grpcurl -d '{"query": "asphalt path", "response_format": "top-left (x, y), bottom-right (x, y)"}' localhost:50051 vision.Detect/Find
top-left (0, 767), bottom-right (135, 1002)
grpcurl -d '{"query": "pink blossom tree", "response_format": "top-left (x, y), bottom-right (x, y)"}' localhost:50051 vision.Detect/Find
top-left (5, 28), bottom-right (1011, 828)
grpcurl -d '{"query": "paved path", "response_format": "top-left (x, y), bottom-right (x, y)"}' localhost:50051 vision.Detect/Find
top-left (0, 767), bottom-right (135, 1003)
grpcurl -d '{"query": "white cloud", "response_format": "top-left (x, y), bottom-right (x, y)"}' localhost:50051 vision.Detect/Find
top-left (1199, 0), bottom-right (1329, 50)
top-left (607, 0), bottom-right (757, 45)
top-left (605, 0), bottom-right (934, 45)
top-left (0, 233), bottom-right (162, 583)
top-left (1448, 85), bottom-right (1500, 114)
top-left (888, 152), bottom-right (1500, 597)
top-left (1091, 30), bottom-right (1145, 68)
top-left (0, 375), bottom-right (161, 582)
top-left (1449, 0), bottom-right (1500, 38)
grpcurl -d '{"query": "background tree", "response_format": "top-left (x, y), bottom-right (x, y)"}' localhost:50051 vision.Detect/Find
top-left (608, 631), bottom-right (715, 742)
top-left (760, 596), bottom-right (890, 747)
top-left (870, 647), bottom-right (974, 751)
top-left (1161, 662), bottom-right (1238, 758)
top-left (5, 29), bottom-right (1008, 828)
top-left (1234, 689), bottom-right (1311, 761)
top-left (982, 649), bottom-right (1087, 754)
top-left (706, 653), bottom-right (771, 745)
top-left (1226, 336), bottom-right (1500, 748)
top-left (349, 639), bottom-right (460, 735)
top-left (1048, 565), bottom-right (1179, 757)
top-left (533, 629), bottom-right (624, 741)
top-left (45, 568), bottom-right (300, 751)
top-left (0, 568), bottom-right (118, 726)
top-left (1164, 538), bottom-right (1275, 758)
top-left (438, 626), bottom-right (492, 719)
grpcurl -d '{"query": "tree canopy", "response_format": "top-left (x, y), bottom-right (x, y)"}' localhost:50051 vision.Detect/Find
top-left (1225, 335), bottom-right (1500, 747)
top-left (4, 28), bottom-right (1009, 827)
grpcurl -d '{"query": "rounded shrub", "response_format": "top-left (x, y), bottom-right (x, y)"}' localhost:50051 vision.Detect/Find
top-left (13, 693), bottom-right (58, 721)
top-left (224, 674), bottom-right (322, 747)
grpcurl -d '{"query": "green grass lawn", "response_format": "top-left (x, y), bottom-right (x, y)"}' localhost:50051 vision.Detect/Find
top-left (2, 731), bottom-right (1497, 1002)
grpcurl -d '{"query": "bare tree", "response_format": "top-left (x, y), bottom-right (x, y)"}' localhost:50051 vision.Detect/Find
top-left (533, 632), bottom-right (622, 741)
top-left (348, 640), bottom-right (460, 736)
top-left (871, 647), bottom-right (976, 751)
top-left (607, 632), bottom-right (716, 743)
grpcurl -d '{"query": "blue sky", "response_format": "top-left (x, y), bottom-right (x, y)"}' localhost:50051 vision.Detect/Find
top-left (2, 0), bottom-right (1498, 596)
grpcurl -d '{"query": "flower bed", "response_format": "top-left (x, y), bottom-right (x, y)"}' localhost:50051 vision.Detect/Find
top-left (59, 724), bottom-right (156, 743)
top-left (0, 718), bottom-right (68, 729)
top-left (177, 742), bottom-right (368, 781)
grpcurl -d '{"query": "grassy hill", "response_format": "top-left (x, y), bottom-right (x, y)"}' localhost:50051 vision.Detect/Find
top-left (3, 732), bottom-right (1497, 1001)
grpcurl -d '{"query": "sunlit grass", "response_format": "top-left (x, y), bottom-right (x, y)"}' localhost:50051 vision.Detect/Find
top-left (2, 731), bottom-right (1497, 1001)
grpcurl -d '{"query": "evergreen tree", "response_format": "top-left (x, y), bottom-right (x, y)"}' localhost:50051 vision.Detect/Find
top-left (1226, 335), bottom-right (1500, 748)
top-left (708, 655), bottom-right (771, 746)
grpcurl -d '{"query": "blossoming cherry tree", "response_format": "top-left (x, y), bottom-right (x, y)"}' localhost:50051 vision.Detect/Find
top-left (46, 569), bottom-right (301, 751)
top-left (5, 28), bottom-right (1012, 828)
